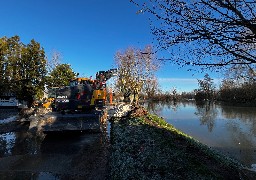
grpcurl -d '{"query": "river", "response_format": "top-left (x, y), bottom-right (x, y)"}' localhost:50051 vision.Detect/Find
top-left (145, 101), bottom-right (256, 168)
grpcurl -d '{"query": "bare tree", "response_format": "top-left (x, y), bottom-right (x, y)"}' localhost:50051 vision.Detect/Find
top-left (46, 50), bottom-right (62, 73)
top-left (131, 0), bottom-right (256, 69)
top-left (115, 45), bottom-right (159, 103)
top-left (144, 76), bottom-right (160, 98)
top-left (224, 63), bottom-right (256, 84)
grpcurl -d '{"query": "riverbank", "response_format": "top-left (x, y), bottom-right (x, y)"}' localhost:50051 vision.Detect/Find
top-left (1, 105), bottom-right (256, 179)
top-left (109, 106), bottom-right (256, 179)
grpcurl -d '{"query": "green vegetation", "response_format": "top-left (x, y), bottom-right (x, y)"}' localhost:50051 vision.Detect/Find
top-left (195, 73), bottom-right (216, 102)
top-left (219, 80), bottom-right (256, 106)
top-left (0, 36), bottom-right (76, 107)
top-left (110, 107), bottom-right (243, 179)
top-left (47, 63), bottom-right (76, 87)
top-left (0, 36), bottom-right (47, 107)
top-left (150, 73), bottom-right (256, 106)
top-left (2, 35), bottom-right (256, 107)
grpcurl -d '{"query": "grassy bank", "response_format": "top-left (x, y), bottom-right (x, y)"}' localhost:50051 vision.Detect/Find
top-left (109, 106), bottom-right (255, 179)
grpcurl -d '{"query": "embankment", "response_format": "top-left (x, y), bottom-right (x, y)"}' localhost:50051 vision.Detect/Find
top-left (109, 105), bottom-right (256, 179)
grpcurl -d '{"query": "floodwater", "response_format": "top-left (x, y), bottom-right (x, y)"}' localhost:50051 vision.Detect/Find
top-left (0, 109), bottom-right (109, 179)
top-left (0, 109), bottom-right (18, 123)
top-left (145, 101), bottom-right (256, 168)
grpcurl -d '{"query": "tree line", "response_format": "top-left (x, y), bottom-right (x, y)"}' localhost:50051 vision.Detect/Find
top-left (2, 35), bottom-right (255, 107)
top-left (0, 36), bottom-right (75, 107)
top-left (0, 36), bottom-right (160, 107)
top-left (150, 73), bottom-right (256, 106)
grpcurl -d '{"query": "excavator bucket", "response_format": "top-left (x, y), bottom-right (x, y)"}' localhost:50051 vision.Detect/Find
top-left (29, 110), bottom-right (105, 134)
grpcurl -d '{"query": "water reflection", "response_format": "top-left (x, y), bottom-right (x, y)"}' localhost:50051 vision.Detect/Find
top-left (0, 130), bottom-right (107, 179)
top-left (0, 132), bottom-right (15, 155)
top-left (144, 101), bottom-right (256, 167)
top-left (221, 105), bottom-right (256, 136)
top-left (146, 101), bottom-right (180, 115)
top-left (37, 172), bottom-right (60, 180)
top-left (0, 131), bottom-right (43, 157)
top-left (0, 109), bottom-right (18, 121)
top-left (0, 171), bottom-right (60, 180)
top-left (194, 103), bottom-right (218, 132)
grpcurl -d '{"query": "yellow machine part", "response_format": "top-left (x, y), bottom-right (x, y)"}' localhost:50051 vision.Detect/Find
top-left (90, 89), bottom-right (106, 106)
top-left (43, 98), bottom-right (55, 108)
top-left (76, 77), bottom-right (94, 84)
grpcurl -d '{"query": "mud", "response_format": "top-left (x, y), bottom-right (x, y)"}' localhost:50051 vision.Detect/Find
top-left (0, 109), bottom-right (110, 180)
top-left (0, 132), bottom-right (109, 179)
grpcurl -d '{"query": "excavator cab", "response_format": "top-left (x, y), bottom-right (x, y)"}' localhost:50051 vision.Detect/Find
top-left (52, 68), bottom-right (117, 112)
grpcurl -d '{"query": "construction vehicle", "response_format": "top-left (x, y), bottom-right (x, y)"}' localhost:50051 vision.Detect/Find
top-left (42, 97), bottom-right (55, 109)
top-left (32, 69), bottom-right (117, 134)
top-left (50, 68), bottom-right (117, 113)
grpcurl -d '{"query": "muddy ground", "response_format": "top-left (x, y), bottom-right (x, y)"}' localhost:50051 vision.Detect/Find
top-left (0, 111), bottom-right (110, 180)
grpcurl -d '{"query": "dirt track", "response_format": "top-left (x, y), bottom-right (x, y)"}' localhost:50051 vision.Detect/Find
top-left (0, 108), bottom-right (110, 180)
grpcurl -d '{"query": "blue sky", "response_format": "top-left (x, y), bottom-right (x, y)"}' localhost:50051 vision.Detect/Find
top-left (0, 0), bottom-right (221, 92)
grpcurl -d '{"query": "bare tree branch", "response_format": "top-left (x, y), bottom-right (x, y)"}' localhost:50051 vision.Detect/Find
top-left (133, 0), bottom-right (256, 69)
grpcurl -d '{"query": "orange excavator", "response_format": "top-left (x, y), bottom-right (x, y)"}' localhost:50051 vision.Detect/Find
top-left (48, 69), bottom-right (117, 113)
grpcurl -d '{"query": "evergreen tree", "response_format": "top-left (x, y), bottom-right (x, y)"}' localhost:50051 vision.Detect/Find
top-left (0, 36), bottom-right (47, 107)
top-left (47, 63), bottom-right (76, 87)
